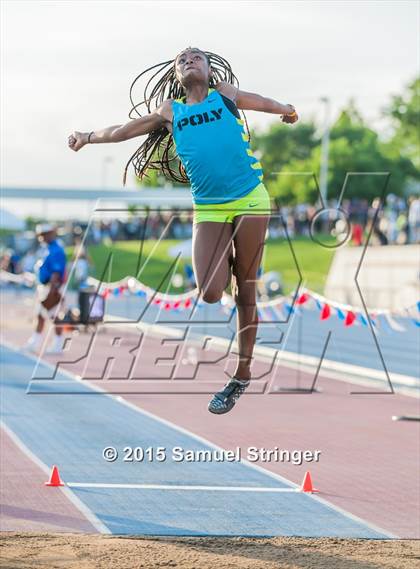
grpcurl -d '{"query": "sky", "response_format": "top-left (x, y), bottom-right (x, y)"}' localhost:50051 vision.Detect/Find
top-left (1, 0), bottom-right (419, 191)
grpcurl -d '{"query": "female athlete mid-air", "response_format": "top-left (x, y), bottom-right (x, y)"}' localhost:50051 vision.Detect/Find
top-left (68, 47), bottom-right (298, 415)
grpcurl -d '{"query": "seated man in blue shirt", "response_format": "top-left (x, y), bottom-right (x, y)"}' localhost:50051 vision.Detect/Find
top-left (25, 224), bottom-right (67, 354)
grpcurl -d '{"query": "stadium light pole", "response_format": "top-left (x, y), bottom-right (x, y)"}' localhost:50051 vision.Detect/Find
top-left (319, 97), bottom-right (330, 206)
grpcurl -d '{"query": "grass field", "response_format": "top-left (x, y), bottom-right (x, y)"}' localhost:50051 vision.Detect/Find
top-left (69, 235), bottom-right (336, 295)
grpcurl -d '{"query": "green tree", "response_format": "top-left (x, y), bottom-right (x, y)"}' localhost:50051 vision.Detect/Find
top-left (266, 98), bottom-right (417, 204)
top-left (135, 168), bottom-right (164, 188)
top-left (251, 121), bottom-right (319, 178)
top-left (327, 104), bottom-right (412, 200)
top-left (381, 76), bottom-right (420, 174)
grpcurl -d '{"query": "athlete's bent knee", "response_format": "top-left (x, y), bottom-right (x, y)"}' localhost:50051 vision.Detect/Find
top-left (202, 289), bottom-right (223, 304)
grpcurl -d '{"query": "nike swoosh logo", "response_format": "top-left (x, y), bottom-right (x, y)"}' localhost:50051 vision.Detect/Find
top-left (249, 203), bottom-right (258, 207)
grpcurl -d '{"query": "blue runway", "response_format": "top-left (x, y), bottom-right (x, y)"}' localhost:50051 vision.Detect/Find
top-left (1, 344), bottom-right (391, 537)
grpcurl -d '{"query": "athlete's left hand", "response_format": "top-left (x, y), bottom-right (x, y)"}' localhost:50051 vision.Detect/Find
top-left (281, 105), bottom-right (298, 124)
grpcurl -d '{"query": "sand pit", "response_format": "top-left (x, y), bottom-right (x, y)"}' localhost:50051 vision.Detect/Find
top-left (0, 533), bottom-right (419, 569)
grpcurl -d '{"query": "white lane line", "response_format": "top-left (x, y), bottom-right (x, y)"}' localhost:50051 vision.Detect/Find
top-left (67, 483), bottom-right (299, 492)
top-left (1, 420), bottom-right (111, 534)
top-left (105, 314), bottom-right (419, 397)
top-left (2, 340), bottom-right (398, 538)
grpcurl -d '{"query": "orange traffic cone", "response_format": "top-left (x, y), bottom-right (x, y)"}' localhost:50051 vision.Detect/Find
top-left (300, 471), bottom-right (319, 493)
top-left (45, 465), bottom-right (65, 487)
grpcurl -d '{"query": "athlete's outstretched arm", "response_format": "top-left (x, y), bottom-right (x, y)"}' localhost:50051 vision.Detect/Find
top-left (68, 102), bottom-right (170, 152)
top-left (215, 82), bottom-right (298, 124)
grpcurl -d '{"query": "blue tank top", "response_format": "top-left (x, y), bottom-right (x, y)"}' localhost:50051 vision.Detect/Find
top-left (172, 88), bottom-right (264, 204)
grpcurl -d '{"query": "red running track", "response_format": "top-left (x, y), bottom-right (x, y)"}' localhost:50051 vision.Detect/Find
top-left (2, 300), bottom-right (419, 538)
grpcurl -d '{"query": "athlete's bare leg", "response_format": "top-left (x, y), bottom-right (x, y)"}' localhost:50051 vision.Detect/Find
top-left (192, 220), bottom-right (234, 302)
top-left (230, 214), bottom-right (270, 380)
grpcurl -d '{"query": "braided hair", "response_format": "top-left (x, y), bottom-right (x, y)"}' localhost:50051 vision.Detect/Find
top-left (123, 48), bottom-right (251, 186)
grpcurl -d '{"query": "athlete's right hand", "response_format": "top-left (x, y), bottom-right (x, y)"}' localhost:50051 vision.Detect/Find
top-left (68, 131), bottom-right (88, 152)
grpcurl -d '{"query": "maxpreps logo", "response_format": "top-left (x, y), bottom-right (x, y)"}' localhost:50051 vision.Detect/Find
top-left (177, 108), bottom-right (223, 131)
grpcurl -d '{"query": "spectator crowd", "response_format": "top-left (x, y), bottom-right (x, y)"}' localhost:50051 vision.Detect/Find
top-left (1, 195), bottom-right (420, 279)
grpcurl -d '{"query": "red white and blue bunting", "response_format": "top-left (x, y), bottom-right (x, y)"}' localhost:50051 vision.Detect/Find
top-left (1, 269), bottom-right (417, 332)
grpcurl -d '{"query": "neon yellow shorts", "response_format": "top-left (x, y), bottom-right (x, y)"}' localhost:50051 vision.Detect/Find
top-left (193, 182), bottom-right (272, 224)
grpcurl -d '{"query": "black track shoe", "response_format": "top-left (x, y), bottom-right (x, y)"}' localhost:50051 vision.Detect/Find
top-left (208, 377), bottom-right (250, 415)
